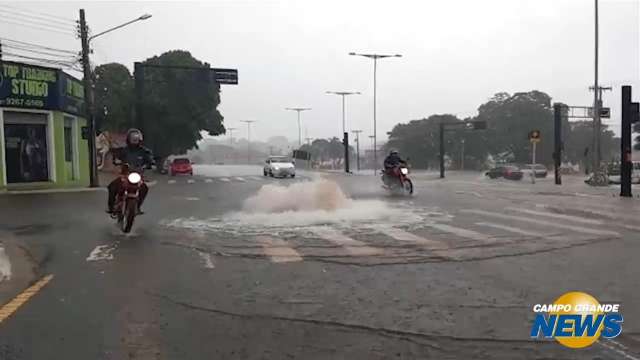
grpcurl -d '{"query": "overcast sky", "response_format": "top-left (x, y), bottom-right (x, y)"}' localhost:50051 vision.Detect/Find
top-left (1, 0), bottom-right (638, 145)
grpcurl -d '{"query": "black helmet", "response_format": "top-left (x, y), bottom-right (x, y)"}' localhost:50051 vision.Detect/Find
top-left (126, 128), bottom-right (143, 147)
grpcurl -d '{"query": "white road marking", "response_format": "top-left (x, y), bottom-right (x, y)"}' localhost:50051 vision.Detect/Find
top-left (187, 179), bottom-right (195, 184)
top-left (535, 203), bottom-right (640, 230)
top-left (184, 197), bottom-right (200, 201)
top-left (426, 223), bottom-right (492, 242)
top-left (168, 180), bottom-right (177, 184)
top-left (0, 245), bottom-right (12, 282)
top-left (256, 236), bottom-right (303, 263)
top-left (197, 251), bottom-right (215, 269)
top-left (204, 179), bottom-right (213, 183)
top-left (475, 222), bottom-right (542, 237)
top-left (507, 207), bottom-right (603, 225)
top-left (234, 177), bottom-right (246, 182)
top-left (461, 209), bottom-right (620, 237)
top-left (219, 177), bottom-right (231, 182)
top-left (309, 227), bottom-right (383, 256)
top-left (86, 244), bottom-right (117, 261)
top-left (369, 225), bottom-right (444, 247)
top-left (249, 176), bottom-right (262, 181)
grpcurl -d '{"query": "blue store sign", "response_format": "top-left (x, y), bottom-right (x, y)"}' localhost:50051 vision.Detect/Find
top-left (0, 61), bottom-right (85, 116)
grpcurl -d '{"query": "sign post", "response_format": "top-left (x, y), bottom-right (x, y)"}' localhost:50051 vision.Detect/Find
top-left (529, 130), bottom-right (541, 184)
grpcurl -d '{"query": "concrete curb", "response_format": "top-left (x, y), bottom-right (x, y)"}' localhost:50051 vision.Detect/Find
top-left (1, 187), bottom-right (107, 195)
top-left (0, 180), bottom-right (158, 195)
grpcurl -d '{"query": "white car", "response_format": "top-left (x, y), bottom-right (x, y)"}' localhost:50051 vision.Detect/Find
top-left (264, 156), bottom-right (296, 178)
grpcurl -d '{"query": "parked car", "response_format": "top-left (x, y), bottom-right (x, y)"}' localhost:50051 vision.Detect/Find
top-left (485, 165), bottom-right (523, 180)
top-left (170, 158), bottom-right (193, 176)
top-left (264, 156), bottom-right (296, 178)
top-left (522, 164), bottom-right (548, 178)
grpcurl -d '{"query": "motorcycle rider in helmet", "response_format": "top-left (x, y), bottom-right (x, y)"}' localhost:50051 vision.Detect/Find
top-left (382, 149), bottom-right (407, 186)
top-left (106, 129), bottom-right (154, 214)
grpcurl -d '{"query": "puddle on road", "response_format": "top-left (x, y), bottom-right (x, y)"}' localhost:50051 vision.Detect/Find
top-left (162, 179), bottom-right (450, 236)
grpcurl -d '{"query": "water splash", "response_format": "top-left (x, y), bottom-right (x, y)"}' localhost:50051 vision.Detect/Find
top-left (162, 179), bottom-right (451, 236)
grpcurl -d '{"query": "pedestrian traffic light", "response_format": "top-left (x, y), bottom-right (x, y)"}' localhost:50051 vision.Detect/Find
top-left (529, 130), bottom-right (541, 143)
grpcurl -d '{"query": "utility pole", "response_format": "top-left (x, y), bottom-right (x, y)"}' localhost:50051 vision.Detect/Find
top-left (305, 137), bottom-right (313, 146)
top-left (79, 9), bottom-right (98, 187)
top-left (227, 127), bottom-right (236, 145)
top-left (352, 130), bottom-right (362, 171)
top-left (590, 85), bottom-right (612, 172)
top-left (241, 120), bottom-right (255, 164)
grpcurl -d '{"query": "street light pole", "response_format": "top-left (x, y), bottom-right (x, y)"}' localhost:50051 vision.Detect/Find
top-left (241, 120), bottom-right (255, 164)
top-left (227, 127), bottom-right (236, 145)
top-left (593, 0), bottom-right (600, 176)
top-left (285, 108), bottom-right (311, 147)
top-left (349, 52), bottom-right (401, 175)
top-left (352, 130), bottom-right (362, 171)
top-left (326, 91), bottom-right (360, 135)
top-left (79, 9), bottom-right (152, 187)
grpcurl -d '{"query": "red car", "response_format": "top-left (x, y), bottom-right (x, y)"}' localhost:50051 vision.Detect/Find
top-left (170, 158), bottom-right (193, 176)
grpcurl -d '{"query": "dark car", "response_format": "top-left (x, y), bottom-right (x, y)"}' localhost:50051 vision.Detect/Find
top-left (486, 165), bottom-right (523, 180)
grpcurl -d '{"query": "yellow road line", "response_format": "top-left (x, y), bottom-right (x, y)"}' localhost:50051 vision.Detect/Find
top-left (0, 274), bottom-right (54, 324)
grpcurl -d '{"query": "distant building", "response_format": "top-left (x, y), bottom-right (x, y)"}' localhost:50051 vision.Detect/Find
top-left (0, 61), bottom-right (88, 191)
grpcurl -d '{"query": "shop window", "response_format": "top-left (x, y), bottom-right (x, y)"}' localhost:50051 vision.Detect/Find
top-left (3, 111), bottom-right (49, 183)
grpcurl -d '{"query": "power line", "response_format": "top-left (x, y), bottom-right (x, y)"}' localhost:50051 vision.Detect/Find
top-left (0, 19), bottom-right (77, 37)
top-left (0, 9), bottom-right (76, 30)
top-left (1, 52), bottom-right (79, 67)
top-left (0, 14), bottom-right (77, 34)
top-left (2, 44), bottom-right (78, 60)
top-left (0, 37), bottom-right (78, 55)
top-left (3, 4), bottom-right (76, 24)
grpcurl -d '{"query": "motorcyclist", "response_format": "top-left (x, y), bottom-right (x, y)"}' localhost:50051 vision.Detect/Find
top-left (383, 149), bottom-right (407, 186)
top-left (106, 129), bottom-right (154, 214)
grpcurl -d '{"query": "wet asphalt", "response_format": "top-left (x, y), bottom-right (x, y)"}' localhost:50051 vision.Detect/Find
top-left (0, 168), bottom-right (638, 359)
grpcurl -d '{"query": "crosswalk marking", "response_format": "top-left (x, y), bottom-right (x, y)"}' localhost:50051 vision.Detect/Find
top-left (508, 207), bottom-right (602, 225)
top-left (187, 179), bottom-right (195, 184)
top-left (426, 223), bottom-right (492, 242)
top-left (309, 227), bottom-right (383, 256)
top-left (168, 180), bottom-right (176, 184)
top-left (369, 225), bottom-right (445, 248)
top-left (461, 209), bottom-right (620, 237)
top-left (234, 177), bottom-right (246, 182)
top-left (475, 222), bottom-right (543, 237)
top-left (249, 176), bottom-right (262, 181)
top-left (204, 179), bottom-right (213, 183)
top-left (219, 177), bottom-right (231, 182)
top-left (256, 236), bottom-right (303, 263)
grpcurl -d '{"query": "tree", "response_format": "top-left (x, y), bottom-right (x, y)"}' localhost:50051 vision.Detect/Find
top-left (386, 114), bottom-right (462, 169)
top-left (141, 50), bottom-right (225, 159)
top-left (94, 63), bottom-right (134, 132)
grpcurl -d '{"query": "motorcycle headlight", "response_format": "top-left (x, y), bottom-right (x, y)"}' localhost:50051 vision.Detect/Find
top-left (127, 172), bottom-right (142, 184)
top-left (273, 166), bottom-right (280, 171)
top-left (401, 168), bottom-right (409, 175)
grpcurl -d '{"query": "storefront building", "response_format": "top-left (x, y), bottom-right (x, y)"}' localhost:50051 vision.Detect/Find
top-left (0, 61), bottom-right (89, 191)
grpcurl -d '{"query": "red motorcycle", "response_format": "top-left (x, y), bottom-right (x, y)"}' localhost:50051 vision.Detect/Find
top-left (111, 163), bottom-right (144, 233)
top-left (381, 164), bottom-right (414, 195)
